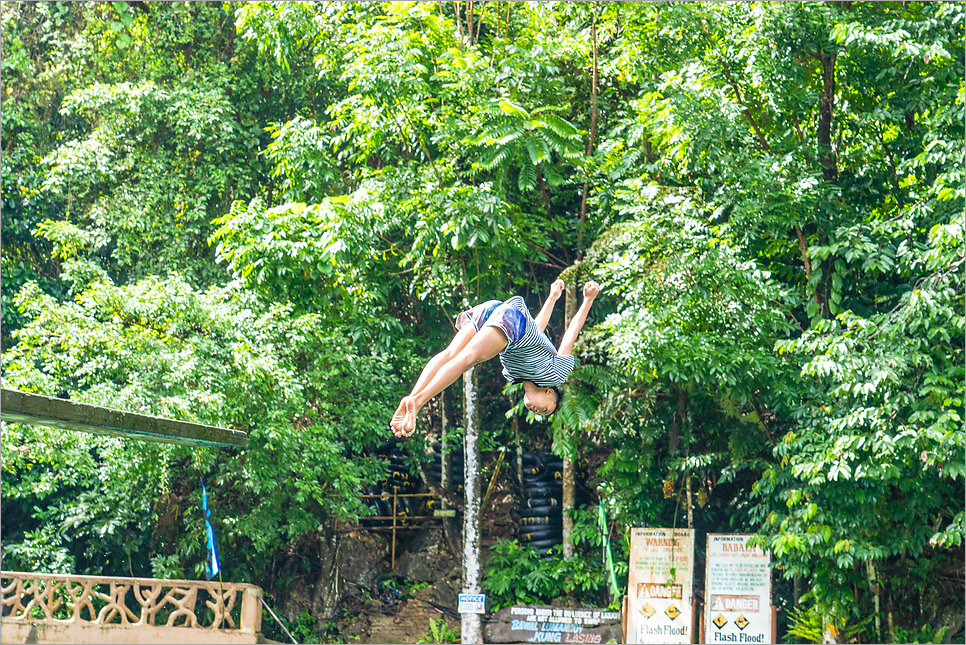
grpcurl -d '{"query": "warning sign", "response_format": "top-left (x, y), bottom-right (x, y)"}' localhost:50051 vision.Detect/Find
top-left (704, 534), bottom-right (772, 643)
top-left (626, 528), bottom-right (694, 644)
top-left (710, 595), bottom-right (761, 613)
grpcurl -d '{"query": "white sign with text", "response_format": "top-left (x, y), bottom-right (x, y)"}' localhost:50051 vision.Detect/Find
top-left (704, 534), bottom-right (772, 644)
top-left (458, 593), bottom-right (486, 614)
top-left (626, 528), bottom-right (694, 644)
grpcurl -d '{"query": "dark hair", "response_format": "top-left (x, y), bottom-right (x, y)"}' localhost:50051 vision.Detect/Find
top-left (549, 386), bottom-right (563, 415)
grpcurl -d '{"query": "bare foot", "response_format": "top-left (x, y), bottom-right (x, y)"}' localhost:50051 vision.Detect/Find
top-left (390, 399), bottom-right (408, 435)
top-left (395, 396), bottom-right (418, 437)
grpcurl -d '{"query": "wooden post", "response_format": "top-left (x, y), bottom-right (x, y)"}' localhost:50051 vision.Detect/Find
top-left (391, 486), bottom-right (398, 569)
top-left (698, 601), bottom-right (705, 644)
top-left (622, 594), bottom-right (629, 644)
top-left (461, 367), bottom-right (483, 644)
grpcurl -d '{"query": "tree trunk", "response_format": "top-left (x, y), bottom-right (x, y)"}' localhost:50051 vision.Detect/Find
top-left (310, 527), bottom-right (341, 623)
top-left (822, 621), bottom-right (839, 644)
top-left (685, 466), bottom-right (693, 530)
top-left (866, 560), bottom-right (881, 643)
top-left (669, 387), bottom-right (687, 457)
top-left (561, 283), bottom-right (578, 558)
top-left (818, 53), bottom-right (837, 183)
top-left (440, 389), bottom-right (461, 557)
top-left (461, 367), bottom-right (483, 644)
top-left (577, 13), bottom-right (598, 259)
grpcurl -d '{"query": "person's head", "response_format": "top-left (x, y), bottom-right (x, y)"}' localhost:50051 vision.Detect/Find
top-left (522, 382), bottom-right (563, 416)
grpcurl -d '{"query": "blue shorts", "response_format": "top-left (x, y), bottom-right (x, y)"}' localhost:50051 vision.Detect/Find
top-left (455, 297), bottom-right (528, 347)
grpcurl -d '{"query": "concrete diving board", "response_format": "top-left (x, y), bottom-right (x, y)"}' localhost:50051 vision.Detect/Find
top-left (1, 388), bottom-right (246, 448)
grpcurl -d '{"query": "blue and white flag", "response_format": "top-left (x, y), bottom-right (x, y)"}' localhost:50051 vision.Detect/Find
top-left (200, 478), bottom-right (221, 581)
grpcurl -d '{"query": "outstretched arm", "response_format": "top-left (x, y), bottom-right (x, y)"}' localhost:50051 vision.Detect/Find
top-left (557, 281), bottom-right (601, 357)
top-left (534, 279), bottom-right (565, 332)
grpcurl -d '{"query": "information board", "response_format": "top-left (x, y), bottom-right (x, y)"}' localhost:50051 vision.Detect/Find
top-left (704, 534), bottom-right (772, 644)
top-left (483, 605), bottom-right (623, 644)
top-left (626, 528), bottom-right (694, 644)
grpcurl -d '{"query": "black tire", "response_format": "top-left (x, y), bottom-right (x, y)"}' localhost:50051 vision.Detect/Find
top-left (522, 473), bottom-right (553, 485)
top-left (525, 493), bottom-right (562, 503)
top-left (395, 498), bottom-right (412, 517)
top-left (524, 497), bottom-right (559, 508)
top-left (519, 527), bottom-right (562, 541)
top-left (527, 538), bottom-right (563, 551)
top-left (520, 516), bottom-right (562, 527)
top-left (375, 439), bottom-right (398, 454)
top-left (518, 505), bottom-right (562, 518)
top-left (376, 498), bottom-right (392, 522)
top-left (522, 485), bottom-right (562, 494)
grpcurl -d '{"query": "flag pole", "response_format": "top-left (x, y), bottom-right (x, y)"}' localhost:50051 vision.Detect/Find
top-left (218, 568), bottom-right (225, 629)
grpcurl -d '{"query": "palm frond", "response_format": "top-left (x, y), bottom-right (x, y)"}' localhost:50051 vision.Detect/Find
top-left (499, 98), bottom-right (530, 119)
top-left (541, 113), bottom-right (581, 140)
top-left (518, 162), bottom-right (537, 192)
top-left (525, 137), bottom-right (547, 166)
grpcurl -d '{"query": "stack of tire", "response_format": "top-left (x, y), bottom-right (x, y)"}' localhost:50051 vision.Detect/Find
top-left (426, 443), bottom-right (464, 489)
top-left (424, 443), bottom-right (464, 515)
top-left (360, 439), bottom-right (417, 526)
top-left (512, 452), bottom-right (591, 554)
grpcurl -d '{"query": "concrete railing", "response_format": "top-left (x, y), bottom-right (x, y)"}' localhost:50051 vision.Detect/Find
top-left (0, 571), bottom-right (265, 644)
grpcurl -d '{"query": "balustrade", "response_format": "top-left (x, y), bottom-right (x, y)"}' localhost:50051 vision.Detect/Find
top-left (0, 571), bottom-right (264, 644)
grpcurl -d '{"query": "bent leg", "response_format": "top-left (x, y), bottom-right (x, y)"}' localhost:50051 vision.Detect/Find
top-left (409, 324), bottom-right (477, 399)
top-left (390, 324), bottom-right (477, 433)
top-left (393, 326), bottom-right (508, 437)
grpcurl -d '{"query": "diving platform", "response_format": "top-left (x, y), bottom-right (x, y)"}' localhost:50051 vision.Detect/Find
top-left (0, 388), bottom-right (246, 448)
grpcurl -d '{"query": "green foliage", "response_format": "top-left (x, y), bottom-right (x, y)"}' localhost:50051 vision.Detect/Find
top-left (416, 617), bottom-right (460, 645)
top-left (482, 539), bottom-right (606, 609)
top-left (3, 2), bottom-right (963, 640)
top-left (891, 624), bottom-right (952, 645)
top-left (2, 274), bottom-right (404, 577)
top-left (785, 606), bottom-right (873, 644)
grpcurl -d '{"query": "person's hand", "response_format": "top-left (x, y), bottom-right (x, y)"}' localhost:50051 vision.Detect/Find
top-left (583, 280), bottom-right (601, 300)
top-left (549, 279), bottom-right (565, 300)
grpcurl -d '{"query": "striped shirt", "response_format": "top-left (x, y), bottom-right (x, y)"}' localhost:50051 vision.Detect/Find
top-left (499, 297), bottom-right (576, 386)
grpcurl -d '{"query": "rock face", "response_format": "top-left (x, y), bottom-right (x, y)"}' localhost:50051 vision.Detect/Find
top-left (279, 528), bottom-right (392, 632)
top-left (394, 528), bottom-right (454, 583)
top-left (312, 530), bottom-right (390, 623)
top-left (273, 523), bottom-right (464, 644)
